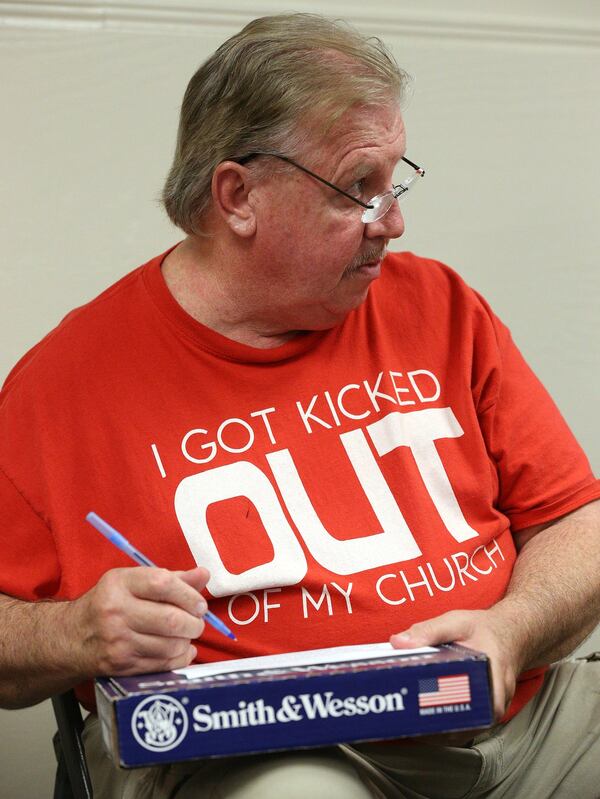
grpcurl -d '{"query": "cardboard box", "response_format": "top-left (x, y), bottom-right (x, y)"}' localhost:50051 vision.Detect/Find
top-left (95, 642), bottom-right (493, 768)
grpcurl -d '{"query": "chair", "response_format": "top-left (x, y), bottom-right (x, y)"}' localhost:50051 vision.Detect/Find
top-left (52, 690), bottom-right (94, 799)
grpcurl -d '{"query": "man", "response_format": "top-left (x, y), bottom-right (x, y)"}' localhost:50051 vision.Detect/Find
top-left (1, 13), bottom-right (599, 799)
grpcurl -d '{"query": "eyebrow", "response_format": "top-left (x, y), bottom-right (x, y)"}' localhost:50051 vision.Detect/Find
top-left (337, 152), bottom-right (412, 184)
top-left (335, 159), bottom-right (374, 186)
top-left (347, 164), bottom-right (372, 181)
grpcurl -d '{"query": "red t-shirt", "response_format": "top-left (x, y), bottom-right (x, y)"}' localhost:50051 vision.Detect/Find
top-left (1, 250), bottom-right (598, 717)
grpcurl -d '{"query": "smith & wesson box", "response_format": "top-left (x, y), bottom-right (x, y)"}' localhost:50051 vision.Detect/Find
top-left (95, 641), bottom-right (493, 768)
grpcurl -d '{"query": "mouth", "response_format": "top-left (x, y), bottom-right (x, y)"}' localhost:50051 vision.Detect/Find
top-left (342, 246), bottom-right (387, 281)
top-left (354, 255), bottom-right (384, 277)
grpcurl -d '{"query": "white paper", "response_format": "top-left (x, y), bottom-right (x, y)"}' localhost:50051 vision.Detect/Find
top-left (175, 642), bottom-right (439, 680)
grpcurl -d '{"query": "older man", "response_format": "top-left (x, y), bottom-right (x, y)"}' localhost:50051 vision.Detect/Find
top-left (1, 13), bottom-right (599, 799)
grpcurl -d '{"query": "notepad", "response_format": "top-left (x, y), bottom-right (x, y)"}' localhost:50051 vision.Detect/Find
top-left (174, 642), bottom-right (439, 680)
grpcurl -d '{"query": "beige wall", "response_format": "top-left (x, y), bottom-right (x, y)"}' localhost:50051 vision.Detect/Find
top-left (1, 1), bottom-right (599, 795)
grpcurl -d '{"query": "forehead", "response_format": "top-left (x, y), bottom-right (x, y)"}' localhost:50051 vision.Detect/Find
top-left (312, 104), bottom-right (406, 173)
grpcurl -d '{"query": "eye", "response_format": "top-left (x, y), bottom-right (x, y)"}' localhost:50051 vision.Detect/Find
top-left (348, 178), bottom-right (366, 197)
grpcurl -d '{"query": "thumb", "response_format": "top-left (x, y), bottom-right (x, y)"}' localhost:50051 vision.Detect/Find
top-left (390, 611), bottom-right (473, 649)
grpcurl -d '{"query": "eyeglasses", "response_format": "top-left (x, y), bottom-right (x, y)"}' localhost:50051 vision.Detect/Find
top-left (235, 152), bottom-right (425, 223)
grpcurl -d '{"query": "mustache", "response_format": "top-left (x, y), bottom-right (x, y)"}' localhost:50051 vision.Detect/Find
top-left (345, 247), bottom-right (387, 274)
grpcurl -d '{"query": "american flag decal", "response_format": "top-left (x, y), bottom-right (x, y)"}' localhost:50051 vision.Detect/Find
top-left (418, 674), bottom-right (471, 707)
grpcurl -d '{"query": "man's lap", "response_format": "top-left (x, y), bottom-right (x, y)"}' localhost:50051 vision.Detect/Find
top-left (83, 656), bottom-right (600, 799)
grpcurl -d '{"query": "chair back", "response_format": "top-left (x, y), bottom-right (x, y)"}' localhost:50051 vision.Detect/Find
top-left (52, 690), bottom-right (94, 799)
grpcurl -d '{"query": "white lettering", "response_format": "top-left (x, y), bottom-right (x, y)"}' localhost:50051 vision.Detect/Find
top-left (323, 391), bottom-right (341, 427)
top-left (401, 565), bottom-right (434, 601)
top-left (298, 692), bottom-right (336, 720)
top-left (228, 592), bottom-right (260, 625)
top-left (337, 384), bottom-right (371, 420)
top-left (192, 704), bottom-right (213, 732)
top-left (367, 408), bottom-right (479, 543)
top-left (376, 573), bottom-right (407, 605)
top-left (263, 588), bottom-right (282, 622)
top-left (485, 538), bottom-right (505, 567)
top-left (192, 691), bottom-right (404, 733)
top-left (250, 407), bottom-right (277, 445)
top-left (192, 699), bottom-right (276, 732)
top-left (368, 695), bottom-right (387, 713)
top-left (174, 461), bottom-right (307, 596)
top-left (217, 417), bottom-right (254, 454)
top-left (363, 371), bottom-right (397, 413)
top-left (301, 584), bottom-right (333, 617)
top-left (426, 559), bottom-right (456, 591)
top-left (374, 539), bottom-right (504, 606)
top-left (331, 581), bottom-right (353, 614)
top-left (407, 370), bottom-right (441, 402)
top-left (296, 396), bottom-right (332, 433)
top-left (469, 545), bottom-right (493, 575)
top-left (451, 551), bottom-right (478, 586)
top-left (267, 437), bottom-right (421, 575)
top-left (176, 409), bottom-right (485, 596)
top-left (150, 443), bottom-right (167, 478)
top-left (389, 372), bottom-right (416, 406)
top-left (181, 429), bottom-right (217, 465)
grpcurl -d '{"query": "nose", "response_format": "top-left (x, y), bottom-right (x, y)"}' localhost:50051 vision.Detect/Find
top-left (363, 199), bottom-right (405, 240)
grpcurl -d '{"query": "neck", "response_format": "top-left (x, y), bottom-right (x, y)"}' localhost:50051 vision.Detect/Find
top-left (161, 237), bottom-right (300, 349)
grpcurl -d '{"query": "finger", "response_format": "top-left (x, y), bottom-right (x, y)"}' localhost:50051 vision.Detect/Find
top-left (125, 568), bottom-right (208, 617)
top-left (132, 632), bottom-right (192, 660)
top-left (390, 611), bottom-right (475, 649)
top-left (488, 661), bottom-right (512, 720)
top-left (176, 566), bottom-right (211, 593)
top-left (105, 636), bottom-right (197, 676)
top-left (133, 644), bottom-right (198, 675)
top-left (127, 598), bottom-right (206, 640)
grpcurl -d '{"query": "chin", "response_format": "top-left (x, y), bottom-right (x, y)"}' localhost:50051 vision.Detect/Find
top-left (334, 286), bottom-right (372, 318)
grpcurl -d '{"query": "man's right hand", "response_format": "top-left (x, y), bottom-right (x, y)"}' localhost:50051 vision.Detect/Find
top-left (69, 565), bottom-right (210, 678)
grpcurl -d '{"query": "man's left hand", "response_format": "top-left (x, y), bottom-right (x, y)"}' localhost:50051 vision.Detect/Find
top-left (390, 608), bottom-right (523, 720)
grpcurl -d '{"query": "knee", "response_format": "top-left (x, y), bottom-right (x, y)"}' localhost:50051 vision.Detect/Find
top-left (181, 750), bottom-right (375, 799)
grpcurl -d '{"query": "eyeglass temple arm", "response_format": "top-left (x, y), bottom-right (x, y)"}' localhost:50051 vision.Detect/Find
top-left (236, 152), bottom-right (424, 206)
top-left (401, 155), bottom-right (424, 174)
top-left (235, 152), bottom-right (374, 210)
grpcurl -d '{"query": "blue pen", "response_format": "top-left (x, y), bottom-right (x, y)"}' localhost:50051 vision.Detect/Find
top-left (86, 511), bottom-right (236, 641)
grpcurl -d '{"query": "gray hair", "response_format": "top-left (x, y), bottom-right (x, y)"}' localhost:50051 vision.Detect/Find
top-left (162, 13), bottom-right (409, 235)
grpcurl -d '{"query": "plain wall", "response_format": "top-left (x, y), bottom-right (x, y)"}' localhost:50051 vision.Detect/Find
top-left (1, 1), bottom-right (599, 795)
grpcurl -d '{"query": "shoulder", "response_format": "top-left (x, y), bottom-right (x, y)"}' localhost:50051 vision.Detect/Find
top-left (1, 252), bottom-right (163, 400)
top-left (376, 251), bottom-right (494, 321)
top-left (380, 251), bottom-right (474, 295)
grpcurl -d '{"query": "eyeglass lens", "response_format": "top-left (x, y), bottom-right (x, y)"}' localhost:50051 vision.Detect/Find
top-left (362, 193), bottom-right (395, 223)
top-left (361, 167), bottom-right (424, 224)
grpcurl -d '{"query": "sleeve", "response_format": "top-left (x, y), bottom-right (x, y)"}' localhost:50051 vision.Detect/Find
top-left (0, 465), bottom-right (61, 599)
top-left (475, 300), bottom-right (600, 531)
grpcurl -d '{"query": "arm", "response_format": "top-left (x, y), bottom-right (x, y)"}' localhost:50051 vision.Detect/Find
top-left (391, 499), bottom-right (600, 719)
top-left (0, 566), bottom-right (209, 709)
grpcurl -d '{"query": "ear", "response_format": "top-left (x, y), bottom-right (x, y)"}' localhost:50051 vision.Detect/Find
top-left (211, 161), bottom-right (257, 237)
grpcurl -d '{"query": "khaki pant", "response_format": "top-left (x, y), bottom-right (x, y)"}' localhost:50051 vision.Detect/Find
top-left (83, 656), bottom-right (600, 799)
